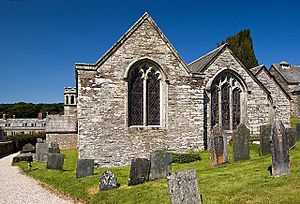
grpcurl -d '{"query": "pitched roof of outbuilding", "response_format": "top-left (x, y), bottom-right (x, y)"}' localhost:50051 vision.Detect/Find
top-left (270, 63), bottom-right (300, 84)
top-left (188, 44), bottom-right (227, 73)
top-left (249, 64), bottom-right (264, 75)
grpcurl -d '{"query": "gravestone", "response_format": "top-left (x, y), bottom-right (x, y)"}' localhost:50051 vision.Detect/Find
top-left (260, 124), bottom-right (272, 156)
top-left (99, 170), bottom-right (120, 191)
top-left (128, 158), bottom-right (150, 186)
top-left (168, 169), bottom-right (202, 204)
top-left (37, 138), bottom-right (43, 143)
top-left (49, 142), bottom-right (60, 153)
top-left (296, 124), bottom-right (300, 140)
top-left (210, 124), bottom-right (228, 167)
top-left (12, 153), bottom-right (33, 163)
top-left (76, 159), bottom-right (94, 178)
top-left (271, 120), bottom-right (291, 177)
top-left (35, 142), bottom-right (49, 162)
top-left (21, 143), bottom-right (35, 153)
top-left (46, 153), bottom-right (64, 170)
top-left (286, 128), bottom-right (296, 150)
top-left (233, 123), bottom-right (250, 162)
top-left (149, 151), bottom-right (173, 180)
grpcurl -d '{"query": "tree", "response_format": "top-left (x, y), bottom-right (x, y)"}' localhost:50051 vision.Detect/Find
top-left (219, 29), bottom-right (258, 69)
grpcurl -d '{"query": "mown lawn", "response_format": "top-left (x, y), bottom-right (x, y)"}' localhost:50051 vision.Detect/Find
top-left (16, 142), bottom-right (300, 204)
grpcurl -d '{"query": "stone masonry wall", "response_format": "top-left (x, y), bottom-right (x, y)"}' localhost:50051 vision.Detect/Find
top-left (256, 69), bottom-right (290, 127)
top-left (46, 115), bottom-right (78, 149)
top-left (202, 48), bottom-right (270, 134)
top-left (77, 17), bottom-right (204, 167)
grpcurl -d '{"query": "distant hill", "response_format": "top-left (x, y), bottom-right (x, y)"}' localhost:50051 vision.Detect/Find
top-left (0, 102), bottom-right (64, 118)
top-left (219, 29), bottom-right (258, 69)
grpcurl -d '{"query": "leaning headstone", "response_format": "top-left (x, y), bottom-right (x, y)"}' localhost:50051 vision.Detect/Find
top-left (296, 124), bottom-right (300, 140)
top-left (35, 142), bottom-right (49, 162)
top-left (99, 170), bottom-right (120, 191)
top-left (128, 158), bottom-right (150, 186)
top-left (233, 123), bottom-right (250, 162)
top-left (210, 124), bottom-right (228, 167)
top-left (149, 152), bottom-right (173, 180)
top-left (49, 142), bottom-right (60, 153)
top-left (21, 143), bottom-right (35, 153)
top-left (271, 120), bottom-right (291, 177)
top-left (286, 128), bottom-right (296, 150)
top-left (168, 169), bottom-right (202, 204)
top-left (46, 153), bottom-right (64, 170)
top-left (12, 153), bottom-right (33, 163)
top-left (260, 124), bottom-right (272, 156)
top-left (76, 159), bottom-right (94, 178)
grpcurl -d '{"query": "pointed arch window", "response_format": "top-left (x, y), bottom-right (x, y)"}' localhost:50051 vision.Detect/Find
top-left (128, 61), bottom-right (161, 126)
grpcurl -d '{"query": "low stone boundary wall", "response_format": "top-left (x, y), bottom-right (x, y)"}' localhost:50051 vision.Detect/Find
top-left (46, 134), bottom-right (77, 150)
top-left (0, 141), bottom-right (14, 157)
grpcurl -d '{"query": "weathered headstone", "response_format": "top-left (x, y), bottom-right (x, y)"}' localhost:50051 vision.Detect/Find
top-left (149, 152), bottom-right (173, 180)
top-left (12, 153), bottom-right (33, 163)
top-left (286, 128), bottom-right (296, 150)
top-left (99, 170), bottom-right (120, 191)
top-left (46, 153), bottom-right (64, 170)
top-left (233, 123), bottom-right (250, 162)
top-left (271, 120), bottom-right (291, 177)
top-left (260, 124), bottom-right (272, 156)
top-left (37, 138), bottom-right (43, 143)
top-left (76, 159), bottom-right (94, 178)
top-left (49, 142), bottom-right (60, 153)
top-left (21, 143), bottom-right (35, 153)
top-left (210, 124), bottom-right (228, 167)
top-left (128, 158), bottom-right (150, 186)
top-left (35, 142), bottom-right (49, 162)
top-left (296, 124), bottom-right (300, 140)
top-left (168, 169), bottom-right (202, 204)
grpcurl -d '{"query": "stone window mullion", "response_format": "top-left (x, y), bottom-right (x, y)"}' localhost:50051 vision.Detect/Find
top-left (143, 74), bottom-right (147, 126)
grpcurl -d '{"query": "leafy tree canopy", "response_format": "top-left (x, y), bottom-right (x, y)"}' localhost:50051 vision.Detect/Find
top-left (0, 102), bottom-right (63, 118)
top-left (219, 29), bottom-right (259, 69)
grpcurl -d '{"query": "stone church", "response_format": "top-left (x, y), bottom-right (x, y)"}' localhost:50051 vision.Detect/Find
top-left (75, 13), bottom-right (290, 167)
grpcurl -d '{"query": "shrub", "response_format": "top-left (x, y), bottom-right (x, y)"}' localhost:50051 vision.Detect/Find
top-left (1, 133), bottom-right (46, 152)
top-left (172, 150), bottom-right (201, 164)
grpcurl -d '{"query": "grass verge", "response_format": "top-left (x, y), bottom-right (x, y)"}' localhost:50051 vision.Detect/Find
top-left (16, 142), bottom-right (300, 204)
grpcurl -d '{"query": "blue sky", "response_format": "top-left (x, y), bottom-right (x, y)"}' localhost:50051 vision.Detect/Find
top-left (0, 0), bottom-right (299, 103)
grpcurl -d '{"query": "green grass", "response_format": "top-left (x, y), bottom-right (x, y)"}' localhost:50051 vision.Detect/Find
top-left (291, 117), bottom-right (300, 128)
top-left (16, 142), bottom-right (300, 204)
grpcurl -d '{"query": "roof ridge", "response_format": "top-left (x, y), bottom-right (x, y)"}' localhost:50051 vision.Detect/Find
top-left (188, 43), bottom-right (227, 66)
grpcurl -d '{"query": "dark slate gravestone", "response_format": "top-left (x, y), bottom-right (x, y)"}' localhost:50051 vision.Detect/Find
top-left (21, 143), bottom-right (35, 153)
top-left (76, 159), bottom-right (94, 178)
top-left (168, 169), bottom-right (202, 204)
top-left (49, 142), bottom-right (60, 154)
top-left (286, 128), bottom-right (296, 150)
top-left (210, 124), bottom-right (228, 167)
top-left (35, 142), bottom-right (49, 162)
top-left (260, 124), bottom-right (272, 156)
top-left (296, 124), bottom-right (300, 141)
top-left (233, 123), bottom-right (250, 162)
top-left (99, 170), bottom-right (120, 191)
top-left (12, 153), bottom-right (33, 163)
top-left (128, 158), bottom-right (150, 186)
top-left (46, 153), bottom-right (64, 170)
top-left (271, 120), bottom-right (291, 177)
top-left (149, 152), bottom-right (173, 181)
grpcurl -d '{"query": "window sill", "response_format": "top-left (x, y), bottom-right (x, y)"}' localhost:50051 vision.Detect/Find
top-left (127, 125), bottom-right (164, 131)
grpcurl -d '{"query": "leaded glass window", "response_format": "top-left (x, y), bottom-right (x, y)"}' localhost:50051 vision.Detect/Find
top-left (128, 68), bottom-right (144, 126)
top-left (147, 69), bottom-right (160, 125)
top-left (221, 83), bottom-right (230, 130)
top-left (232, 88), bottom-right (241, 129)
top-left (211, 87), bottom-right (219, 127)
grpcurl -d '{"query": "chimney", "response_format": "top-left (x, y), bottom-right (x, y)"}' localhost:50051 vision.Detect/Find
top-left (38, 112), bottom-right (43, 120)
top-left (13, 115), bottom-right (15, 119)
top-left (2, 114), bottom-right (7, 120)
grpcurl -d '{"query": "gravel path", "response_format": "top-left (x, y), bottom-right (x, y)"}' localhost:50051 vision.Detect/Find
top-left (0, 153), bottom-right (74, 204)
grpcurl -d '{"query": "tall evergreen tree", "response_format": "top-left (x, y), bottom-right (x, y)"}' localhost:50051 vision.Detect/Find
top-left (219, 29), bottom-right (258, 69)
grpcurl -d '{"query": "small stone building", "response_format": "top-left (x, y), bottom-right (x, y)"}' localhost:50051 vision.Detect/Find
top-left (76, 13), bottom-right (290, 167)
top-left (269, 61), bottom-right (300, 117)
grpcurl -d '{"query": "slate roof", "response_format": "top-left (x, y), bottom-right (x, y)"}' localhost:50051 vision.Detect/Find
top-left (292, 84), bottom-right (300, 93)
top-left (271, 63), bottom-right (300, 84)
top-left (188, 44), bottom-right (227, 73)
top-left (249, 64), bottom-right (264, 75)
